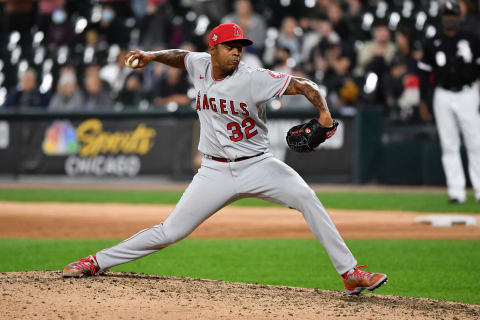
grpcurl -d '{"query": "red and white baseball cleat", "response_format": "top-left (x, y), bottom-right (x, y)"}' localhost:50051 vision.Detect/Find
top-left (342, 265), bottom-right (387, 295)
top-left (62, 254), bottom-right (100, 278)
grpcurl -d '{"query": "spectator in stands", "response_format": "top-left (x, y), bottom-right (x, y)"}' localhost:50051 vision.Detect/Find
top-left (392, 26), bottom-right (420, 73)
top-left (4, 69), bottom-right (50, 109)
top-left (91, 4), bottom-right (128, 48)
top-left (326, 2), bottom-right (352, 42)
top-left (82, 29), bottom-right (110, 65)
top-left (48, 67), bottom-right (84, 111)
top-left (140, 1), bottom-right (170, 50)
top-left (99, 49), bottom-right (132, 97)
top-left (323, 41), bottom-right (358, 108)
top-left (272, 47), bottom-right (294, 75)
top-left (143, 43), bottom-right (196, 95)
top-left (131, 0), bottom-right (149, 20)
top-left (152, 67), bottom-right (191, 108)
top-left (46, 7), bottom-right (75, 52)
top-left (355, 22), bottom-right (397, 105)
top-left (310, 0), bottom-right (329, 16)
top-left (141, 46), bottom-right (167, 93)
top-left (354, 22), bottom-right (397, 77)
top-left (301, 16), bottom-right (340, 68)
top-left (343, 0), bottom-right (368, 41)
top-left (37, 0), bottom-right (65, 32)
top-left (115, 72), bottom-right (145, 109)
top-left (222, 0), bottom-right (266, 53)
top-left (83, 65), bottom-right (113, 111)
top-left (459, 0), bottom-right (480, 38)
top-left (275, 17), bottom-right (302, 64)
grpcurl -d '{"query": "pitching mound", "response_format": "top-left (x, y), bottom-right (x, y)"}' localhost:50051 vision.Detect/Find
top-left (1, 271), bottom-right (479, 320)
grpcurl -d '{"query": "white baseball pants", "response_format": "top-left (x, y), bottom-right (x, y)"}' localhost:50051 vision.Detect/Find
top-left (433, 85), bottom-right (480, 201)
top-left (96, 153), bottom-right (357, 275)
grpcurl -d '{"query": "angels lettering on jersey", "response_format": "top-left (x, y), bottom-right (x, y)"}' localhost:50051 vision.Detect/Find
top-left (195, 91), bottom-right (249, 117)
top-left (195, 91), bottom-right (257, 142)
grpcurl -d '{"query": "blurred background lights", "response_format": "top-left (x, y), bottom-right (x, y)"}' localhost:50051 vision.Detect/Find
top-left (166, 101), bottom-right (178, 112)
top-left (402, 1), bottom-right (414, 18)
top-left (34, 47), bottom-right (46, 65)
top-left (186, 11), bottom-right (197, 22)
top-left (39, 73), bottom-right (53, 94)
top-left (18, 60), bottom-right (29, 75)
top-left (8, 31), bottom-right (20, 51)
top-left (361, 12), bottom-right (374, 31)
top-left (270, 99), bottom-right (281, 110)
top-left (75, 17), bottom-right (88, 34)
top-left (426, 25), bottom-right (437, 38)
top-left (194, 15), bottom-right (210, 36)
top-left (83, 47), bottom-right (94, 64)
top-left (416, 12), bottom-right (427, 30)
top-left (429, 1), bottom-right (439, 17)
top-left (42, 59), bottom-right (53, 73)
top-left (389, 12), bottom-right (400, 30)
top-left (376, 1), bottom-right (388, 18)
top-left (57, 46), bottom-right (69, 65)
top-left (90, 5), bottom-right (102, 23)
top-left (364, 73), bottom-right (378, 94)
top-left (33, 31), bottom-right (44, 47)
top-left (10, 47), bottom-right (21, 65)
top-left (187, 88), bottom-right (196, 100)
top-left (304, 0), bottom-right (315, 8)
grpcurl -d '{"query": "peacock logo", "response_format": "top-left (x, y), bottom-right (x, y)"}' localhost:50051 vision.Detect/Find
top-left (42, 120), bottom-right (79, 155)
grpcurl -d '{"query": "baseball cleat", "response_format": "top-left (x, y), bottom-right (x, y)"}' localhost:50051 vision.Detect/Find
top-left (63, 254), bottom-right (101, 278)
top-left (342, 265), bottom-right (388, 295)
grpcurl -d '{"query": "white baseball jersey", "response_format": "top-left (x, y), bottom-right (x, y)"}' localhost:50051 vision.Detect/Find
top-left (184, 52), bottom-right (292, 159)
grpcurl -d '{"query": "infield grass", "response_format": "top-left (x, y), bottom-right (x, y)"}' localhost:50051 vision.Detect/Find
top-left (0, 189), bottom-right (479, 213)
top-left (1, 238), bottom-right (479, 305)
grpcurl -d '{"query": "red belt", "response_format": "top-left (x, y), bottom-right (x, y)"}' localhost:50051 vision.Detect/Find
top-left (206, 152), bottom-right (264, 163)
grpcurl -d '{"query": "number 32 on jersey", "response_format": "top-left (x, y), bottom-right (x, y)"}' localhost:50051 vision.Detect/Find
top-left (227, 118), bottom-right (257, 142)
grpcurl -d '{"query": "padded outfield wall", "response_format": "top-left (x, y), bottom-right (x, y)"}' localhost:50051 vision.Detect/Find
top-left (0, 107), bottom-right (454, 185)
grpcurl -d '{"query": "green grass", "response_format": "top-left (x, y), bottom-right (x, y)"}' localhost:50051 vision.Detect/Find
top-left (0, 188), bottom-right (479, 213)
top-left (1, 238), bottom-right (479, 305)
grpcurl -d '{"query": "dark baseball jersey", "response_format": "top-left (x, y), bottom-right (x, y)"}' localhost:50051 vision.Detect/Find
top-left (418, 30), bottom-right (480, 93)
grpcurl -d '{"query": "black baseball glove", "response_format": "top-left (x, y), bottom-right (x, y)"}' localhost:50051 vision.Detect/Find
top-left (286, 119), bottom-right (338, 152)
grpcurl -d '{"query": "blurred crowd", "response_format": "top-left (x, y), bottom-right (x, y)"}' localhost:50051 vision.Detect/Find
top-left (0, 0), bottom-right (479, 123)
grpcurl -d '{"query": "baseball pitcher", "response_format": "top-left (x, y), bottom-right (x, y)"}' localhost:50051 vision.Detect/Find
top-left (63, 23), bottom-right (387, 295)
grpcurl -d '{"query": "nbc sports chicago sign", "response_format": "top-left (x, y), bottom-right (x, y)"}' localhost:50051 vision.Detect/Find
top-left (42, 119), bottom-right (157, 176)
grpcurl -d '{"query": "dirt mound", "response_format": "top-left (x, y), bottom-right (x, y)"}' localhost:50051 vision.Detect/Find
top-left (1, 271), bottom-right (478, 320)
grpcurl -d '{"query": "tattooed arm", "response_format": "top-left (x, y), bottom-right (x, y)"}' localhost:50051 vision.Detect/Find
top-left (284, 76), bottom-right (333, 127)
top-left (124, 49), bottom-right (190, 70)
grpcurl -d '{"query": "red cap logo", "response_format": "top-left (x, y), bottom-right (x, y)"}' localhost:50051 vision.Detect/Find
top-left (209, 23), bottom-right (253, 47)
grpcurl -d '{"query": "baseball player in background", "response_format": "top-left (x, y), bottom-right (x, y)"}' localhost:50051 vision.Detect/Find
top-left (418, 0), bottom-right (480, 204)
top-left (63, 23), bottom-right (387, 295)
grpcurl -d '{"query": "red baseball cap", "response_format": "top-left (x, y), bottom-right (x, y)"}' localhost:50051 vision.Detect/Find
top-left (208, 23), bottom-right (253, 47)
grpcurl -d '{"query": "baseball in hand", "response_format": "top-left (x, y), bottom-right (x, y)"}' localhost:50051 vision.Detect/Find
top-left (126, 55), bottom-right (139, 68)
